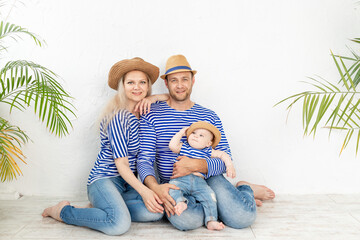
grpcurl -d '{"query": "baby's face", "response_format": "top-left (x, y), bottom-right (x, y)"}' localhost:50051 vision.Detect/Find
top-left (187, 128), bottom-right (214, 149)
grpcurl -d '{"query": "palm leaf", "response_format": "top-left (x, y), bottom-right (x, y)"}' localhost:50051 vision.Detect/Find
top-left (0, 117), bottom-right (28, 182)
top-left (0, 60), bottom-right (76, 137)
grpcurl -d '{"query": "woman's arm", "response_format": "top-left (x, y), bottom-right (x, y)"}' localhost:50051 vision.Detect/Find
top-left (134, 94), bottom-right (169, 115)
top-left (169, 127), bottom-right (188, 154)
top-left (114, 157), bottom-right (164, 213)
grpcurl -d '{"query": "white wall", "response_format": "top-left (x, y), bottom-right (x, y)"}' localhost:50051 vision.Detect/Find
top-left (1, 0), bottom-right (360, 197)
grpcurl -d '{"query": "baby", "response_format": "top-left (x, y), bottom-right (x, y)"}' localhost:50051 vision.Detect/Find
top-left (168, 121), bottom-right (236, 231)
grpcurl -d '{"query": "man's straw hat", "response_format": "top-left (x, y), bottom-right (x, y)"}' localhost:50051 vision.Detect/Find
top-left (108, 57), bottom-right (159, 90)
top-left (186, 121), bottom-right (221, 148)
top-left (160, 54), bottom-right (197, 80)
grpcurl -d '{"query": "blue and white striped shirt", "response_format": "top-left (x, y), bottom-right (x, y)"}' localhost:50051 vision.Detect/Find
top-left (87, 110), bottom-right (139, 185)
top-left (137, 101), bottom-right (231, 184)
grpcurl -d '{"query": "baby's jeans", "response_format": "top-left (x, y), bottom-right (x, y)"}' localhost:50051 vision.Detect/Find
top-left (169, 174), bottom-right (218, 224)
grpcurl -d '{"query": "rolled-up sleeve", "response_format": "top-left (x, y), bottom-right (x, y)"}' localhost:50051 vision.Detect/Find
top-left (205, 114), bottom-right (232, 178)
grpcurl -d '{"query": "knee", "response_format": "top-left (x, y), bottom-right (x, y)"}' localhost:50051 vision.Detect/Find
top-left (140, 211), bottom-right (164, 222)
top-left (221, 208), bottom-right (256, 229)
top-left (102, 212), bottom-right (131, 235)
top-left (168, 215), bottom-right (203, 231)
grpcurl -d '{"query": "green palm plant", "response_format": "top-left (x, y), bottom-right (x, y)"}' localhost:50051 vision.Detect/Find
top-left (0, 19), bottom-right (76, 181)
top-left (276, 39), bottom-right (360, 155)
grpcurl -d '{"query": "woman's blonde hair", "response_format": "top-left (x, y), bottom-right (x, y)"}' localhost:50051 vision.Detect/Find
top-left (100, 71), bottom-right (152, 128)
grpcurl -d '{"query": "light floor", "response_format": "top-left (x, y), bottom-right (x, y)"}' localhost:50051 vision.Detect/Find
top-left (1, 194), bottom-right (360, 240)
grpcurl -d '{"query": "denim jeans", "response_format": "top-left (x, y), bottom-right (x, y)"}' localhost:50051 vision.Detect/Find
top-left (60, 176), bottom-right (164, 235)
top-left (169, 174), bottom-right (218, 224)
top-left (167, 174), bottom-right (256, 231)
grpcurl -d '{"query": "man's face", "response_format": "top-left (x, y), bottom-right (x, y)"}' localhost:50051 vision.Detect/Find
top-left (165, 71), bottom-right (194, 102)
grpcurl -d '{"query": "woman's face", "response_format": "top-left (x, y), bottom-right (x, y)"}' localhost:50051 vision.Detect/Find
top-left (123, 70), bottom-right (149, 103)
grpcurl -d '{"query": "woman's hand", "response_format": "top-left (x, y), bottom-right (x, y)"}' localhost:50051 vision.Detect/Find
top-left (134, 97), bottom-right (154, 115)
top-left (152, 183), bottom-right (179, 217)
top-left (140, 188), bottom-right (164, 213)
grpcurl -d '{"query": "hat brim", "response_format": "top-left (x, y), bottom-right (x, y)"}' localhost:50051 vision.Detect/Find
top-left (108, 58), bottom-right (159, 90)
top-left (186, 121), bottom-right (221, 148)
top-left (160, 69), bottom-right (197, 80)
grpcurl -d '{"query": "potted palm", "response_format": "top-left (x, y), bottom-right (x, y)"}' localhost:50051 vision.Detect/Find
top-left (0, 12), bottom-right (75, 181)
top-left (276, 38), bottom-right (360, 155)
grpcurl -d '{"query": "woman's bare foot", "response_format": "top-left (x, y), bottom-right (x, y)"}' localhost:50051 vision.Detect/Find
top-left (236, 181), bottom-right (275, 201)
top-left (207, 221), bottom-right (225, 230)
top-left (42, 201), bottom-right (70, 222)
top-left (174, 201), bottom-right (187, 216)
top-left (255, 199), bottom-right (263, 207)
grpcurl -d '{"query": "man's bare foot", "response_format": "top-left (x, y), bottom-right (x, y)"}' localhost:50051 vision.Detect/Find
top-left (174, 201), bottom-right (187, 216)
top-left (236, 181), bottom-right (275, 201)
top-left (207, 221), bottom-right (225, 230)
top-left (42, 201), bottom-right (70, 222)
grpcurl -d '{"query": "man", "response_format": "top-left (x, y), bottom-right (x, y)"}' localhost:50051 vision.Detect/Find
top-left (137, 54), bottom-right (275, 230)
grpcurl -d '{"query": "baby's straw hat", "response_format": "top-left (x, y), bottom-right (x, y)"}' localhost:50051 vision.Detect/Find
top-left (186, 121), bottom-right (221, 148)
top-left (160, 54), bottom-right (197, 80)
top-left (108, 57), bottom-right (159, 90)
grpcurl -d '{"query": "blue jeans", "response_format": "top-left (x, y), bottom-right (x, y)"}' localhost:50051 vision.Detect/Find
top-left (60, 176), bottom-right (164, 235)
top-left (167, 174), bottom-right (256, 231)
top-left (169, 174), bottom-right (218, 224)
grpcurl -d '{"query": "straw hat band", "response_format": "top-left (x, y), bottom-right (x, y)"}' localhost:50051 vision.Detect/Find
top-left (165, 66), bottom-right (192, 75)
top-left (160, 54), bottom-right (197, 80)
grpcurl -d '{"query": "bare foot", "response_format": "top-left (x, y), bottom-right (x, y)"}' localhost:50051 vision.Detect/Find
top-left (207, 221), bottom-right (225, 230)
top-left (255, 199), bottom-right (263, 207)
top-left (42, 201), bottom-right (70, 222)
top-left (236, 181), bottom-right (275, 201)
top-left (174, 201), bottom-right (187, 216)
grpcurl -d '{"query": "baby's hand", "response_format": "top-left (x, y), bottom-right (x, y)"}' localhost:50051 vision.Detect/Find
top-left (180, 126), bottom-right (190, 136)
top-left (226, 166), bottom-right (236, 179)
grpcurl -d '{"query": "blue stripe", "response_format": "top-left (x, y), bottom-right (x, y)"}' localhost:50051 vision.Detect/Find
top-left (165, 66), bottom-right (192, 74)
top-left (138, 101), bottom-right (230, 184)
top-left (87, 110), bottom-right (139, 185)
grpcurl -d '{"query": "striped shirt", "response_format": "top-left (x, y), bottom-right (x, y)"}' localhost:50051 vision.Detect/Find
top-left (179, 142), bottom-right (213, 178)
top-left (87, 110), bottom-right (139, 185)
top-left (137, 101), bottom-right (231, 184)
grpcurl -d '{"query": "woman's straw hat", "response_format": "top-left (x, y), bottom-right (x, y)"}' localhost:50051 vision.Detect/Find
top-left (108, 57), bottom-right (159, 90)
top-left (160, 54), bottom-right (197, 80)
top-left (186, 121), bottom-right (221, 148)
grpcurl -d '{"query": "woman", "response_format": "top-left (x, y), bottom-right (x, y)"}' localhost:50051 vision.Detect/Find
top-left (42, 57), bottom-right (167, 235)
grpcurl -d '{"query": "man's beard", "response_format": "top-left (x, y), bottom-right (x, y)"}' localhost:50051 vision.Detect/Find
top-left (169, 91), bottom-right (191, 102)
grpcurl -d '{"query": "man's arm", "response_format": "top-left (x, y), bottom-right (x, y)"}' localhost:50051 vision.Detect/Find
top-left (171, 155), bottom-right (208, 179)
top-left (171, 114), bottom-right (230, 179)
top-left (211, 149), bottom-right (236, 178)
top-left (137, 116), bottom-right (179, 217)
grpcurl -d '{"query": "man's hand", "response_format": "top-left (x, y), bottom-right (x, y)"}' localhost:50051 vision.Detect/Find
top-left (152, 183), bottom-right (179, 217)
top-left (171, 156), bottom-right (208, 179)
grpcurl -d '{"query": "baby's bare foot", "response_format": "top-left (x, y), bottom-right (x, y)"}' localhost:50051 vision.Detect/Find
top-left (236, 181), bottom-right (275, 201)
top-left (42, 201), bottom-right (70, 222)
top-left (207, 221), bottom-right (225, 230)
top-left (174, 201), bottom-right (187, 216)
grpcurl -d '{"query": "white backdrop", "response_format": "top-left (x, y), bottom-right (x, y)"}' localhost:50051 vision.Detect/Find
top-left (1, 0), bottom-right (360, 197)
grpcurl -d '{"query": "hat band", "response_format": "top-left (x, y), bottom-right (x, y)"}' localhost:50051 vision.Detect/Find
top-left (165, 66), bottom-right (192, 75)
